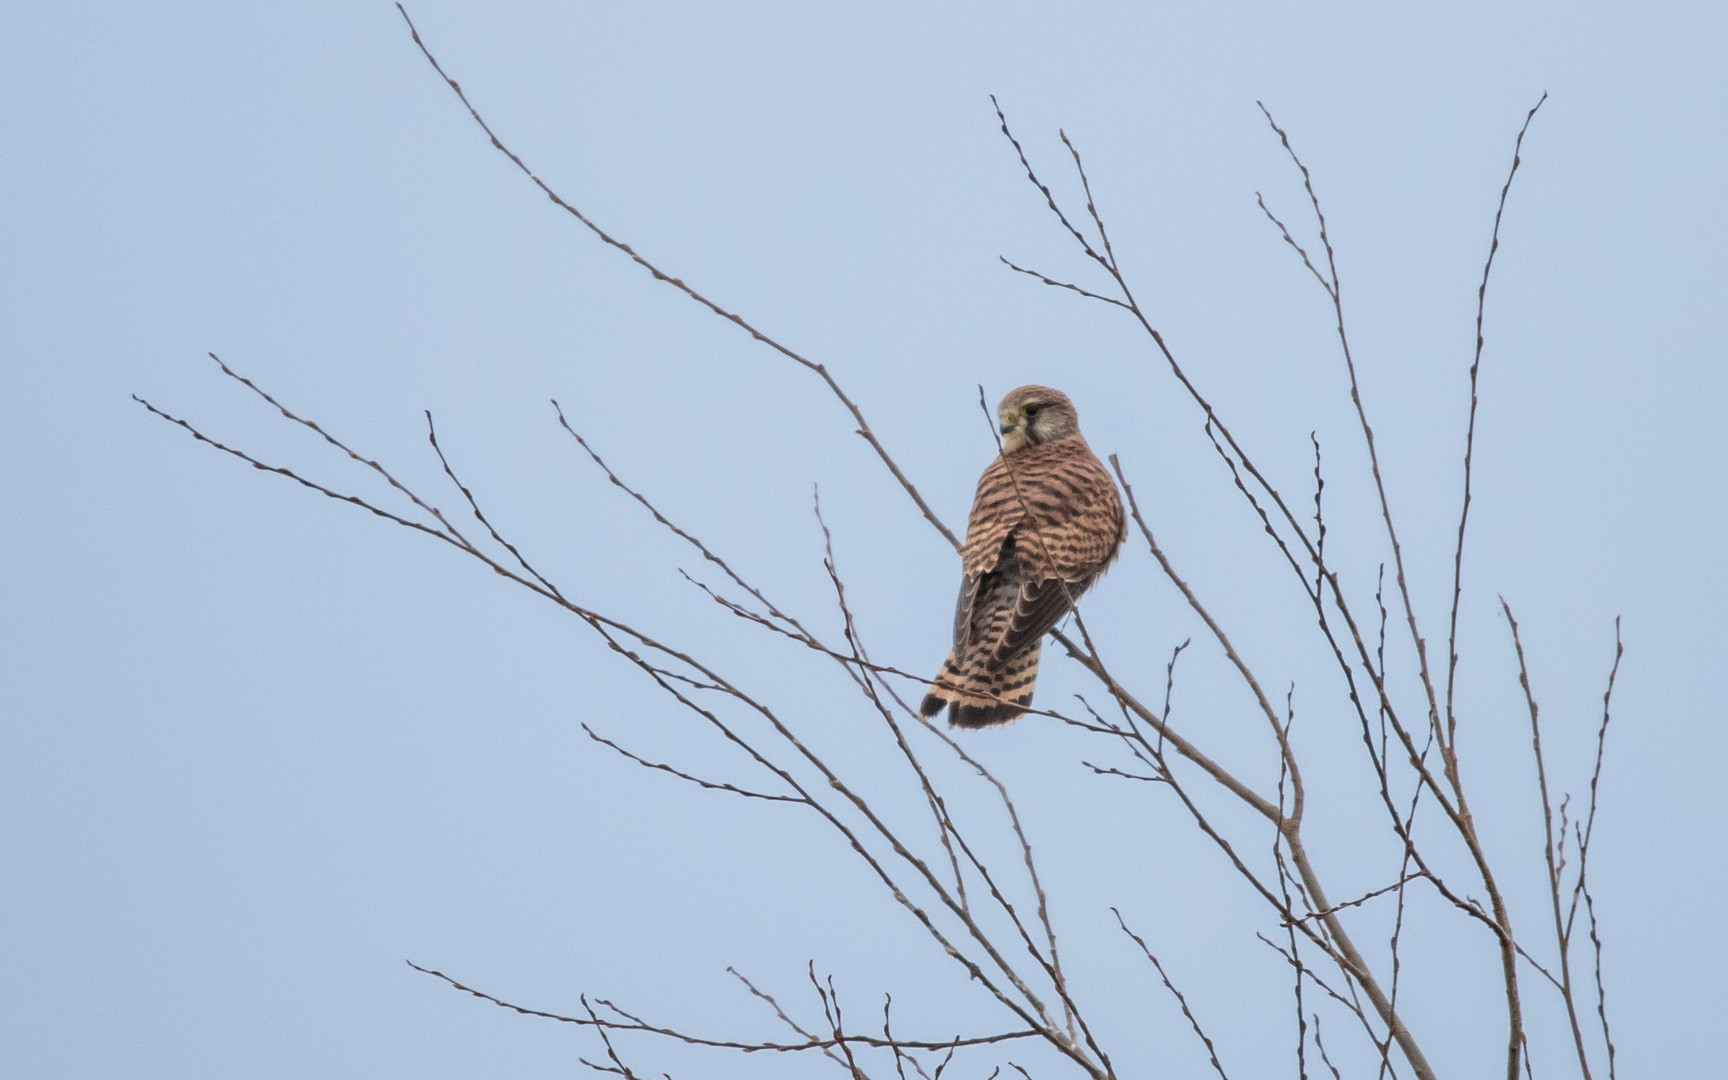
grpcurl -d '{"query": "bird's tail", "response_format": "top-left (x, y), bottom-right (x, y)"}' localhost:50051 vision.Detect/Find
top-left (919, 644), bottom-right (1041, 728)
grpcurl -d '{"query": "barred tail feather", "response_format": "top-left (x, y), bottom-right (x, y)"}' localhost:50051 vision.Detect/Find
top-left (923, 644), bottom-right (1041, 728)
top-left (919, 650), bottom-right (963, 718)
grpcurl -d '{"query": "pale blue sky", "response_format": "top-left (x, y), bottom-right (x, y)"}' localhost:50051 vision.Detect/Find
top-left (4, 2), bottom-right (1724, 1077)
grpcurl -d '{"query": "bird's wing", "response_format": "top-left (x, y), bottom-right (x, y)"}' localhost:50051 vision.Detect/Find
top-left (950, 571), bottom-right (980, 652)
top-left (983, 571), bottom-right (1078, 673)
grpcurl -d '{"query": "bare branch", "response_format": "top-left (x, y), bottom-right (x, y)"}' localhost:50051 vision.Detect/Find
top-left (1112, 910), bottom-right (1231, 1080)
top-left (409, 962), bottom-right (1042, 1054)
top-left (998, 256), bottom-right (1132, 310)
top-left (582, 723), bottom-right (804, 804)
top-left (1448, 93), bottom-right (1547, 750)
top-left (1504, 598), bottom-right (1594, 1080)
top-left (395, 4), bottom-right (961, 553)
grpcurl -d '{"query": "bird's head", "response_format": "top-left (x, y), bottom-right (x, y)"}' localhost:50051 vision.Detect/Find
top-left (997, 385), bottom-right (1079, 453)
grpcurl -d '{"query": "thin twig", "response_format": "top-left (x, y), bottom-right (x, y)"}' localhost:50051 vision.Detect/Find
top-left (1449, 94), bottom-right (1547, 750)
top-left (396, 4), bottom-right (961, 553)
top-left (1504, 598), bottom-right (1593, 1080)
top-left (1114, 911), bottom-right (1231, 1080)
top-left (409, 962), bottom-right (1041, 1054)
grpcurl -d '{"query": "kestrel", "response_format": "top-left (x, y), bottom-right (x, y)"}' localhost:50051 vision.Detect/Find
top-left (921, 385), bottom-right (1126, 728)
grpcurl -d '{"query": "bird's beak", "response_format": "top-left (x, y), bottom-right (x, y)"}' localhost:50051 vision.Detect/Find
top-left (999, 412), bottom-right (1018, 435)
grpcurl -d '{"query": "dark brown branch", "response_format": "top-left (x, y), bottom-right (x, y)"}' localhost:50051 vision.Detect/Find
top-left (581, 723), bottom-right (804, 804)
top-left (1504, 598), bottom-right (1594, 1080)
top-left (1581, 620), bottom-right (1623, 1080)
top-left (554, 402), bottom-right (817, 639)
top-left (991, 96), bottom-right (1114, 276)
top-left (1263, 938), bottom-right (1405, 1080)
top-left (1114, 910), bottom-right (1230, 1080)
top-left (1255, 936), bottom-right (1373, 1042)
top-left (998, 256), bottom-right (1132, 310)
top-left (580, 994), bottom-right (646, 1079)
top-left (1312, 1015), bottom-right (1346, 1080)
top-left (1060, 130), bottom-right (1119, 272)
top-left (882, 995), bottom-right (934, 1080)
top-left (409, 961), bottom-right (1043, 1054)
top-left (1447, 93), bottom-right (1547, 750)
top-left (810, 966), bottom-right (868, 1080)
top-left (425, 410), bottom-right (569, 602)
top-left (729, 967), bottom-right (850, 1073)
top-left (1280, 874), bottom-right (1423, 928)
top-left (133, 394), bottom-right (454, 546)
top-left (203, 353), bottom-right (469, 542)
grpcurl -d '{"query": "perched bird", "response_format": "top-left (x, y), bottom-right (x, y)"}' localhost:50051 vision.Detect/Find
top-left (922, 385), bottom-right (1126, 728)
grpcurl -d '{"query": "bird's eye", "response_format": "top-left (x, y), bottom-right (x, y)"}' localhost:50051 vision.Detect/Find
top-left (1024, 404), bottom-right (1044, 417)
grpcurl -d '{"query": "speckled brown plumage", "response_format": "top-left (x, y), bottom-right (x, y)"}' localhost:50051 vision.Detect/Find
top-left (922, 386), bottom-right (1126, 728)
